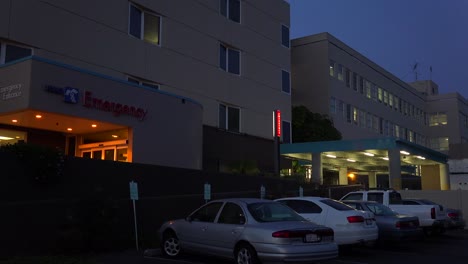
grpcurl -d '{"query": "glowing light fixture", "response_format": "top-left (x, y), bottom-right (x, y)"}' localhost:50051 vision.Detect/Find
top-left (416, 156), bottom-right (426, 160)
top-left (363, 152), bottom-right (374, 157)
top-left (348, 173), bottom-right (355, 179)
top-left (0, 136), bottom-right (14, 140)
top-left (67, 128), bottom-right (72, 131)
top-left (325, 154), bottom-right (336, 158)
top-left (112, 135), bottom-right (118, 138)
top-left (381, 157), bottom-right (389, 160)
top-left (400, 150), bottom-right (410, 155)
top-left (346, 159), bottom-right (356, 162)
top-left (35, 115), bottom-right (42, 119)
top-left (91, 124), bottom-right (97, 128)
top-left (12, 119), bottom-right (18, 123)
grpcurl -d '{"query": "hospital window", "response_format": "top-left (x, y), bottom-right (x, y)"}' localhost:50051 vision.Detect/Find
top-left (281, 24), bottom-right (290, 48)
top-left (366, 114), bottom-right (373, 129)
top-left (383, 90), bottom-right (388, 105)
top-left (359, 110), bottom-right (366, 127)
top-left (389, 93), bottom-right (393, 108)
top-left (430, 137), bottom-right (449, 151)
top-left (352, 73), bottom-right (358, 91)
top-left (345, 69), bottom-right (350, 87)
top-left (377, 87), bottom-right (383, 103)
top-left (346, 104), bottom-right (352, 123)
top-left (129, 3), bottom-right (161, 45)
top-left (337, 64), bottom-right (344, 81)
top-left (0, 42), bottom-right (33, 64)
top-left (329, 60), bottom-right (335, 77)
top-left (359, 77), bottom-right (364, 94)
top-left (220, 0), bottom-right (241, 23)
top-left (429, 112), bottom-right (448, 126)
top-left (394, 96), bottom-right (400, 111)
top-left (219, 43), bottom-right (241, 75)
top-left (127, 76), bottom-right (159, 90)
top-left (282, 121), bottom-right (291, 143)
top-left (353, 107), bottom-right (358, 125)
top-left (365, 80), bottom-right (371, 99)
top-left (219, 103), bottom-right (240, 133)
top-left (330, 97), bottom-right (336, 114)
top-left (282, 70), bottom-right (290, 94)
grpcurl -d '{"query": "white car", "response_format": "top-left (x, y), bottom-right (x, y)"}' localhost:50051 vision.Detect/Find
top-left (276, 197), bottom-right (378, 247)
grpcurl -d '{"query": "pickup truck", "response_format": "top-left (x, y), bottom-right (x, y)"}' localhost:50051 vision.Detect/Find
top-left (340, 190), bottom-right (449, 235)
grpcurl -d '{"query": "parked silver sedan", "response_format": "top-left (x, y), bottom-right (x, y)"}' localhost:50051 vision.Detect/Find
top-left (342, 200), bottom-right (423, 242)
top-left (159, 198), bottom-right (338, 264)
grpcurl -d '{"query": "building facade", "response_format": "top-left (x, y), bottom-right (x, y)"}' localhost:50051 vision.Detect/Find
top-left (290, 32), bottom-right (460, 190)
top-left (0, 0), bottom-right (291, 172)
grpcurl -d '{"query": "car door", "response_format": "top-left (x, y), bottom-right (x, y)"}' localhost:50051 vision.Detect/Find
top-left (203, 202), bottom-right (246, 258)
top-left (177, 202), bottom-right (223, 252)
top-left (279, 199), bottom-right (325, 224)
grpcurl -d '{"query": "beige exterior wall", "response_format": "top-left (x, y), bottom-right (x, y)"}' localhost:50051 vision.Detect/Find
top-left (421, 164), bottom-right (442, 190)
top-left (292, 33), bottom-right (427, 142)
top-left (2, 0), bottom-right (290, 140)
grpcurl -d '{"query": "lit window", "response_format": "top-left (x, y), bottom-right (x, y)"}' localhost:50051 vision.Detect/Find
top-left (329, 60), bottom-right (335, 77)
top-left (282, 70), bottom-right (290, 94)
top-left (337, 64), bottom-right (344, 81)
top-left (219, 103), bottom-right (240, 133)
top-left (378, 87), bottom-right (383, 102)
top-left (281, 24), bottom-right (290, 48)
top-left (282, 120), bottom-right (291, 143)
top-left (429, 112), bottom-right (448, 126)
top-left (430, 137), bottom-right (449, 151)
top-left (0, 43), bottom-right (33, 64)
top-left (219, 43), bottom-right (240, 75)
top-left (129, 3), bottom-right (161, 45)
top-left (127, 76), bottom-right (159, 90)
top-left (220, 0), bottom-right (240, 23)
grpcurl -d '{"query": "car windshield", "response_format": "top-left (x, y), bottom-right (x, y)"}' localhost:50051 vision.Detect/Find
top-left (320, 199), bottom-right (354, 211)
top-left (248, 202), bottom-right (305, 222)
top-left (365, 203), bottom-right (396, 216)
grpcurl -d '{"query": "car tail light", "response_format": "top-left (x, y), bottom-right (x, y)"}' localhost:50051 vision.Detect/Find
top-left (431, 208), bottom-right (436, 219)
top-left (448, 212), bottom-right (458, 219)
top-left (347, 215), bottom-right (364, 223)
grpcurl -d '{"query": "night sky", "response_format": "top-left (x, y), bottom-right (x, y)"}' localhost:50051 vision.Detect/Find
top-left (287, 0), bottom-right (468, 98)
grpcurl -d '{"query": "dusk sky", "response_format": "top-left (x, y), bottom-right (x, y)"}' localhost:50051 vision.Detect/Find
top-left (287, 0), bottom-right (468, 98)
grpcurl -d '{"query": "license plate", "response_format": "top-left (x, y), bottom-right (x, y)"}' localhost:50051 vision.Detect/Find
top-left (304, 233), bottom-right (318, 242)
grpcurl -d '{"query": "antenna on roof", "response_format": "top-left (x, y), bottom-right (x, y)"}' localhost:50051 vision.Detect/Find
top-left (412, 62), bottom-right (419, 81)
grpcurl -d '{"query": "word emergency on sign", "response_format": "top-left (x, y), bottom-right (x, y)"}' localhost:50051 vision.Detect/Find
top-left (83, 91), bottom-right (148, 121)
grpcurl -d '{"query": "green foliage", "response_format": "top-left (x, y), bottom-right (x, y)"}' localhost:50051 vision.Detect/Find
top-left (292, 105), bottom-right (342, 142)
top-left (227, 159), bottom-right (260, 175)
top-left (0, 143), bottom-right (65, 183)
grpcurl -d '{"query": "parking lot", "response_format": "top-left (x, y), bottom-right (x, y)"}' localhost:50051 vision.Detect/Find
top-left (134, 229), bottom-right (468, 264)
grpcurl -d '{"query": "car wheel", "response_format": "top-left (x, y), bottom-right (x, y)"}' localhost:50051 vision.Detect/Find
top-left (161, 230), bottom-right (181, 257)
top-left (235, 243), bottom-right (259, 264)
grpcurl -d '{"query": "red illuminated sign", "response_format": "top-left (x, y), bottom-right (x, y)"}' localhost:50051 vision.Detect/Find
top-left (275, 109), bottom-right (281, 137)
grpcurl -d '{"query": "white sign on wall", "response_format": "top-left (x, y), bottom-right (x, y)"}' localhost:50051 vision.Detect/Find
top-left (0, 84), bottom-right (22, 100)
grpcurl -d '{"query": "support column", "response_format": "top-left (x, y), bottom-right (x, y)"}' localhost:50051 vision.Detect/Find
top-left (339, 167), bottom-right (348, 185)
top-left (368, 171), bottom-right (377, 189)
top-left (312, 153), bottom-right (323, 185)
top-left (439, 163), bottom-right (450, 190)
top-left (388, 148), bottom-right (402, 190)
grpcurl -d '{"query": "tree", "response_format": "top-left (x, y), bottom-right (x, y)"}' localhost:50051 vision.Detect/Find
top-left (292, 105), bottom-right (342, 142)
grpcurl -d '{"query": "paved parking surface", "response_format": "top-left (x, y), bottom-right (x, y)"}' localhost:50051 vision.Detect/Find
top-left (95, 229), bottom-right (468, 264)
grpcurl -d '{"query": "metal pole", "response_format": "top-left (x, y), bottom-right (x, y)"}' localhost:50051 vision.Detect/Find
top-left (133, 199), bottom-right (139, 251)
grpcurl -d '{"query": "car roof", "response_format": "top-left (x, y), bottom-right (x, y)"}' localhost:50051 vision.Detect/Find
top-left (342, 200), bottom-right (378, 204)
top-left (275, 196), bottom-right (329, 201)
top-left (210, 198), bottom-right (275, 204)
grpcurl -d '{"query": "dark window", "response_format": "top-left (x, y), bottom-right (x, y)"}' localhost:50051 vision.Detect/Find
top-left (352, 73), bottom-right (358, 91)
top-left (190, 202), bottom-right (223, 222)
top-left (5, 44), bottom-right (32, 63)
top-left (248, 202), bottom-right (304, 223)
top-left (281, 25), bottom-right (290, 48)
top-left (320, 199), bottom-right (354, 211)
top-left (389, 192), bottom-right (402, 204)
top-left (219, 104), bottom-right (240, 133)
top-left (345, 69), bottom-right (350, 87)
top-left (220, 0), bottom-right (240, 23)
top-left (367, 193), bottom-right (384, 204)
top-left (341, 193), bottom-right (363, 201)
top-left (346, 104), bottom-right (352, 123)
top-left (279, 200), bottom-right (322, 214)
top-left (282, 70), bottom-right (290, 93)
top-left (129, 5), bottom-right (142, 38)
top-left (218, 203), bottom-right (245, 225)
top-left (220, 44), bottom-right (240, 75)
top-left (359, 77), bottom-right (364, 94)
top-left (282, 121), bottom-right (291, 143)
top-left (402, 200), bottom-right (418, 205)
